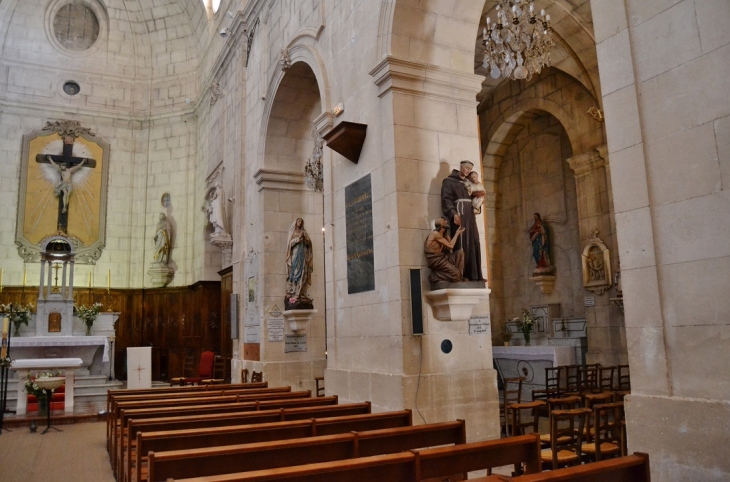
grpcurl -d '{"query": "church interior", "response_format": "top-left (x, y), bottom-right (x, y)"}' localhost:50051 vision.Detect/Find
top-left (0, 1), bottom-right (728, 481)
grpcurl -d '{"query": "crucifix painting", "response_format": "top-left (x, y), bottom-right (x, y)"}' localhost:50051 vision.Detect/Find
top-left (16, 120), bottom-right (110, 264)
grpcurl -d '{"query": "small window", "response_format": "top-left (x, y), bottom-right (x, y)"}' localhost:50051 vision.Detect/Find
top-left (211, 0), bottom-right (221, 12)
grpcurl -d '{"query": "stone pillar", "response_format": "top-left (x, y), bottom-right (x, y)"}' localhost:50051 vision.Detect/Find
top-left (567, 146), bottom-right (626, 366)
top-left (322, 57), bottom-right (499, 441)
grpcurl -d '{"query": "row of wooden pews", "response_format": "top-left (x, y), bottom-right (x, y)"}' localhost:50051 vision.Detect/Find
top-left (106, 381), bottom-right (648, 482)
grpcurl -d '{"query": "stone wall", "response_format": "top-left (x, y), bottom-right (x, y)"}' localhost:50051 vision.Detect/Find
top-left (592, 0), bottom-right (730, 479)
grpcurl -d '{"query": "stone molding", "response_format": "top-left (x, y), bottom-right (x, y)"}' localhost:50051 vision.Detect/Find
top-left (567, 145), bottom-right (608, 178)
top-left (313, 111), bottom-right (334, 137)
top-left (369, 56), bottom-right (483, 106)
top-left (283, 309), bottom-right (317, 334)
top-left (424, 288), bottom-right (490, 322)
top-left (253, 168), bottom-right (306, 192)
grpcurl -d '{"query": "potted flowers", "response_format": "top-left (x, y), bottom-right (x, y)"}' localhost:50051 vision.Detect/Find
top-left (1, 302), bottom-right (33, 336)
top-left (513, 309), bottom-right (535, 346)
top-left (76, 302), bottom-right (103, 335)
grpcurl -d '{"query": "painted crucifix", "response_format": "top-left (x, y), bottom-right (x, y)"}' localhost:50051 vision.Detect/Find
top-left (35, 129), bottom-right (97, 232)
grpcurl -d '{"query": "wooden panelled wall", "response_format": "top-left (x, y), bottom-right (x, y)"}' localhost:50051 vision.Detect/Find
top-left (0, 280), bottom-right (228, 382)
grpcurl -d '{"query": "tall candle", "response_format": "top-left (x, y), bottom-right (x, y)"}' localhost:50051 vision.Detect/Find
top-left (88, 272), bottom-right (92, 287)
top-left (23, 268), bottom-right (27, 286)
top-left (0, 268), bottom-right (3, 290)
top-left (107, 269), bottom-right (111, 290)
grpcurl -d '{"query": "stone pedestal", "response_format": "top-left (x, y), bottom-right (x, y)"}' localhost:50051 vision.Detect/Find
top-left (148, 264), bottom-right (174, 287)
top-left (529, 275), bottom-right (556, 295)
top-left (211, 234), bottom-right (233, 267)
top-left (282, 309), bottom-right (317, 334)
top-left (424, 288), bottom-right (490, 322)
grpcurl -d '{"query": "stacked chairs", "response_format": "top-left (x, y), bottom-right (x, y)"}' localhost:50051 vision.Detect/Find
top-left (500, 377), bottom-right (524, 436)
top-left (580, 401), bottom-right (625, 461)
top-left (540, 408), bottom-right (592, 470)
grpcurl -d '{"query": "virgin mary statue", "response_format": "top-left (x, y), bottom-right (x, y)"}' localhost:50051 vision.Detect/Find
top-left (285, 218), bottom-right (314, 309)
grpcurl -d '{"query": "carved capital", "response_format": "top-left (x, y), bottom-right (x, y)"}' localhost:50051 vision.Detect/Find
top-left (567, 145), bottom-right (608, 178)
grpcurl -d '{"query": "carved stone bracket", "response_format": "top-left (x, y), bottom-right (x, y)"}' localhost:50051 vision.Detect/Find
top-left (211, 235), bottom-right (233, 268)
top-left (148, 264), bottom-right (174, 288)
top-left (279, 48), bottom-right (292, 71)
top-left (283, 309), bottom-right (317, 334)
top-left (209, 82), bottom-right (224, 106)
top-left (424, 288), bottom-right (490, 322)
top-left (529, 275), bottom-right (557, 295)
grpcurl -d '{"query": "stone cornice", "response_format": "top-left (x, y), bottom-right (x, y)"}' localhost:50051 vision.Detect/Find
top-left (567, 145), bottom-right (608, 177)
top-left (369, 56), bottom-right (483, 106)
top-left (253, 168), bottom-right (306, 192)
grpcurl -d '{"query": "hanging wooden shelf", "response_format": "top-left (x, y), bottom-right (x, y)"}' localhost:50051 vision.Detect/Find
top-left (322, 121), bottom-right (367, 164)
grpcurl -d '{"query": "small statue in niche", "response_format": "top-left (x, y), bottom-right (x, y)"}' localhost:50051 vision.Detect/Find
top-left (528, 213), bottom-right (554, 275)
top-left (581, 230), bottom-right (612, 295)
top-left (203, 182), bottom-right (230, 239)
top-left (153, 213), bottom-right (172, 265)
top-left (285, 218), bottom-right (314, 310)
top-left (441, 160), bottom-right (483, 281)
top-left (464, 171), bottom-right (486, 215)
top-left (424, 217), bottom-right (466, 284)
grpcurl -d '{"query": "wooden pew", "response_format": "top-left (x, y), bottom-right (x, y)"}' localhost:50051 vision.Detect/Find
top-left (106, 383), bottom-right (267, 448)
top-left (108, 386), bottom-right (286, 451)
top-left (111, 391), bottom-right (307, 473)
top-left (124, 404), bottom-right (374, 482)
top-left (414, 434), bottom-right (541, 479)
top-left (145, 420), bottom-right (462, 482)
top-left (131, 411), bottom-right (413, 482)
top-left (509, 453), bottom-right (650, 482)
top-left (160, 452), bottom-right (419, 482)
top-left (114, 396), bottom-right (338, 477)
top-left (112, 391), bottom-right (309, 475)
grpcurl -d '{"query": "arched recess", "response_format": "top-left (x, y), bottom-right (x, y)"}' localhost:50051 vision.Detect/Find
top-left (256, 58), bottom-right (328, 384)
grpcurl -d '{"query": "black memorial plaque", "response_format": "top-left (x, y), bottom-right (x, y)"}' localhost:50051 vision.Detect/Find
top-left (345, 174), bottom-right (375, 293)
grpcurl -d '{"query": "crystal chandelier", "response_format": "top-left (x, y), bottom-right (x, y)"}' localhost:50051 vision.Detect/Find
top-left (482, 1), bottom-right (554, 80)
top-left (304, 126), bottom-right (324, 192)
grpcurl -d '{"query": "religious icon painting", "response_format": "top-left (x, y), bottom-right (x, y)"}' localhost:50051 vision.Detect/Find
top-left (16, 120), bottom-right (110, 264)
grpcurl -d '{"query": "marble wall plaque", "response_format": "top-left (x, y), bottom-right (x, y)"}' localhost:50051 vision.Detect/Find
top-left (345, 174), bottom-right (375, 294)
top-left (469, 315), bottom-right (490, 335)
top-left (284, 334), bottom-right (307, 353)
top-left (267, 317), bottom-right (284, 342)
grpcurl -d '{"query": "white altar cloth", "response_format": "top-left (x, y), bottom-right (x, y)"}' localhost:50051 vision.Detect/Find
top-left (12, 336), bottom-right (109, 362)
top-left (10, 357), bottom-right (83, 415)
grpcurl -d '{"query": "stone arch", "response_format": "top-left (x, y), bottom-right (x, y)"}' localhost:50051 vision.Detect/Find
top-left (258, 43), bottom-right (331, 167)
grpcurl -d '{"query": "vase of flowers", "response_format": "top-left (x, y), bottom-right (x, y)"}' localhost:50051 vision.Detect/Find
top-left (24, 372), bottom-right (51, 417)
top-left (76, 302), bottom-right (103, 335)
top-left (513, 309), bottom-right (535, 346)
top-left (1, 303), bottom-right (33, 336)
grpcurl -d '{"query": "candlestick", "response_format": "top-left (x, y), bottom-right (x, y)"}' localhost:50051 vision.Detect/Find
top-left (107, 269), bottom-right (111, 290)
top-left (0, 268), bottom-right (3, 292)
top-left (23, 267), bottom-right (27, 286)
top-left (88, 272), bottom-right (92, 288)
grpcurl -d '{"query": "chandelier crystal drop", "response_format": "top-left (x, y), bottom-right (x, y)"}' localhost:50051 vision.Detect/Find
top-left (482, 0), bottom-right (554, 81)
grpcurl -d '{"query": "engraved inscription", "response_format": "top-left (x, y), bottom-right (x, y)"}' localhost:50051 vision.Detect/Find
top-left (345, 174), bottom-right (375, 294)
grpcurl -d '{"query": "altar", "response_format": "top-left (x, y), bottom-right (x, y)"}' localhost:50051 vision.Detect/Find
top-left (10, 357), bottom-right (82, 415)
top-left (492, 345), bottom-right (576, 401)
top-left (11, 336), bottom-right (109, 376)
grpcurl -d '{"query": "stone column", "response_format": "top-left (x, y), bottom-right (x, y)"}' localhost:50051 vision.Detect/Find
top-left (324, 57), bottom-right (499, 441)
top-left (567, 146), bottom-right (626, 366)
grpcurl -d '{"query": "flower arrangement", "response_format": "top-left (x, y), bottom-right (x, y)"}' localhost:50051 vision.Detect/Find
top-left (512, 308), bottom-right (535, 346)
top-left (1, 302), bottom-right (34, 336)
top-left (24, 371), bottom-right (60, 399)
top-left (76, 302), bottom-right (103, 335)
top-left (0, 355), bottom-right (12, 368)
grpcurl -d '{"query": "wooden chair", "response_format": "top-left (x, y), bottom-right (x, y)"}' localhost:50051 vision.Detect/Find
top-left (250, 370), bottom-right (263, 383)
top-left (315, 376), bottom-right (325, 397)
top-left (581, 402), bottom-right (624, 462)
top-left (563, 364), bottom-right (581, 396)
top-left (500, 377), bottom-right (524, 436)
top-left (598, 366), bottom-right (616, 393)
top-left (241, 368), bottom-right (249, 383)
top-left (540, 408), bottom-right (592, 470)
top-left (509, 400), bottom-right (545, 436)
top-left (182, 351), bottom-right (216, 385)
top-left (582, 392), bottom-right (614, 442)
top-left (539, 396), bottom-right (582, 447)
top-left (532, 366), bottom-right (561, 402)
top-left (578, 364), bottom-right (600, 394)
top-left (617, 365), bottom-right (630, 391)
